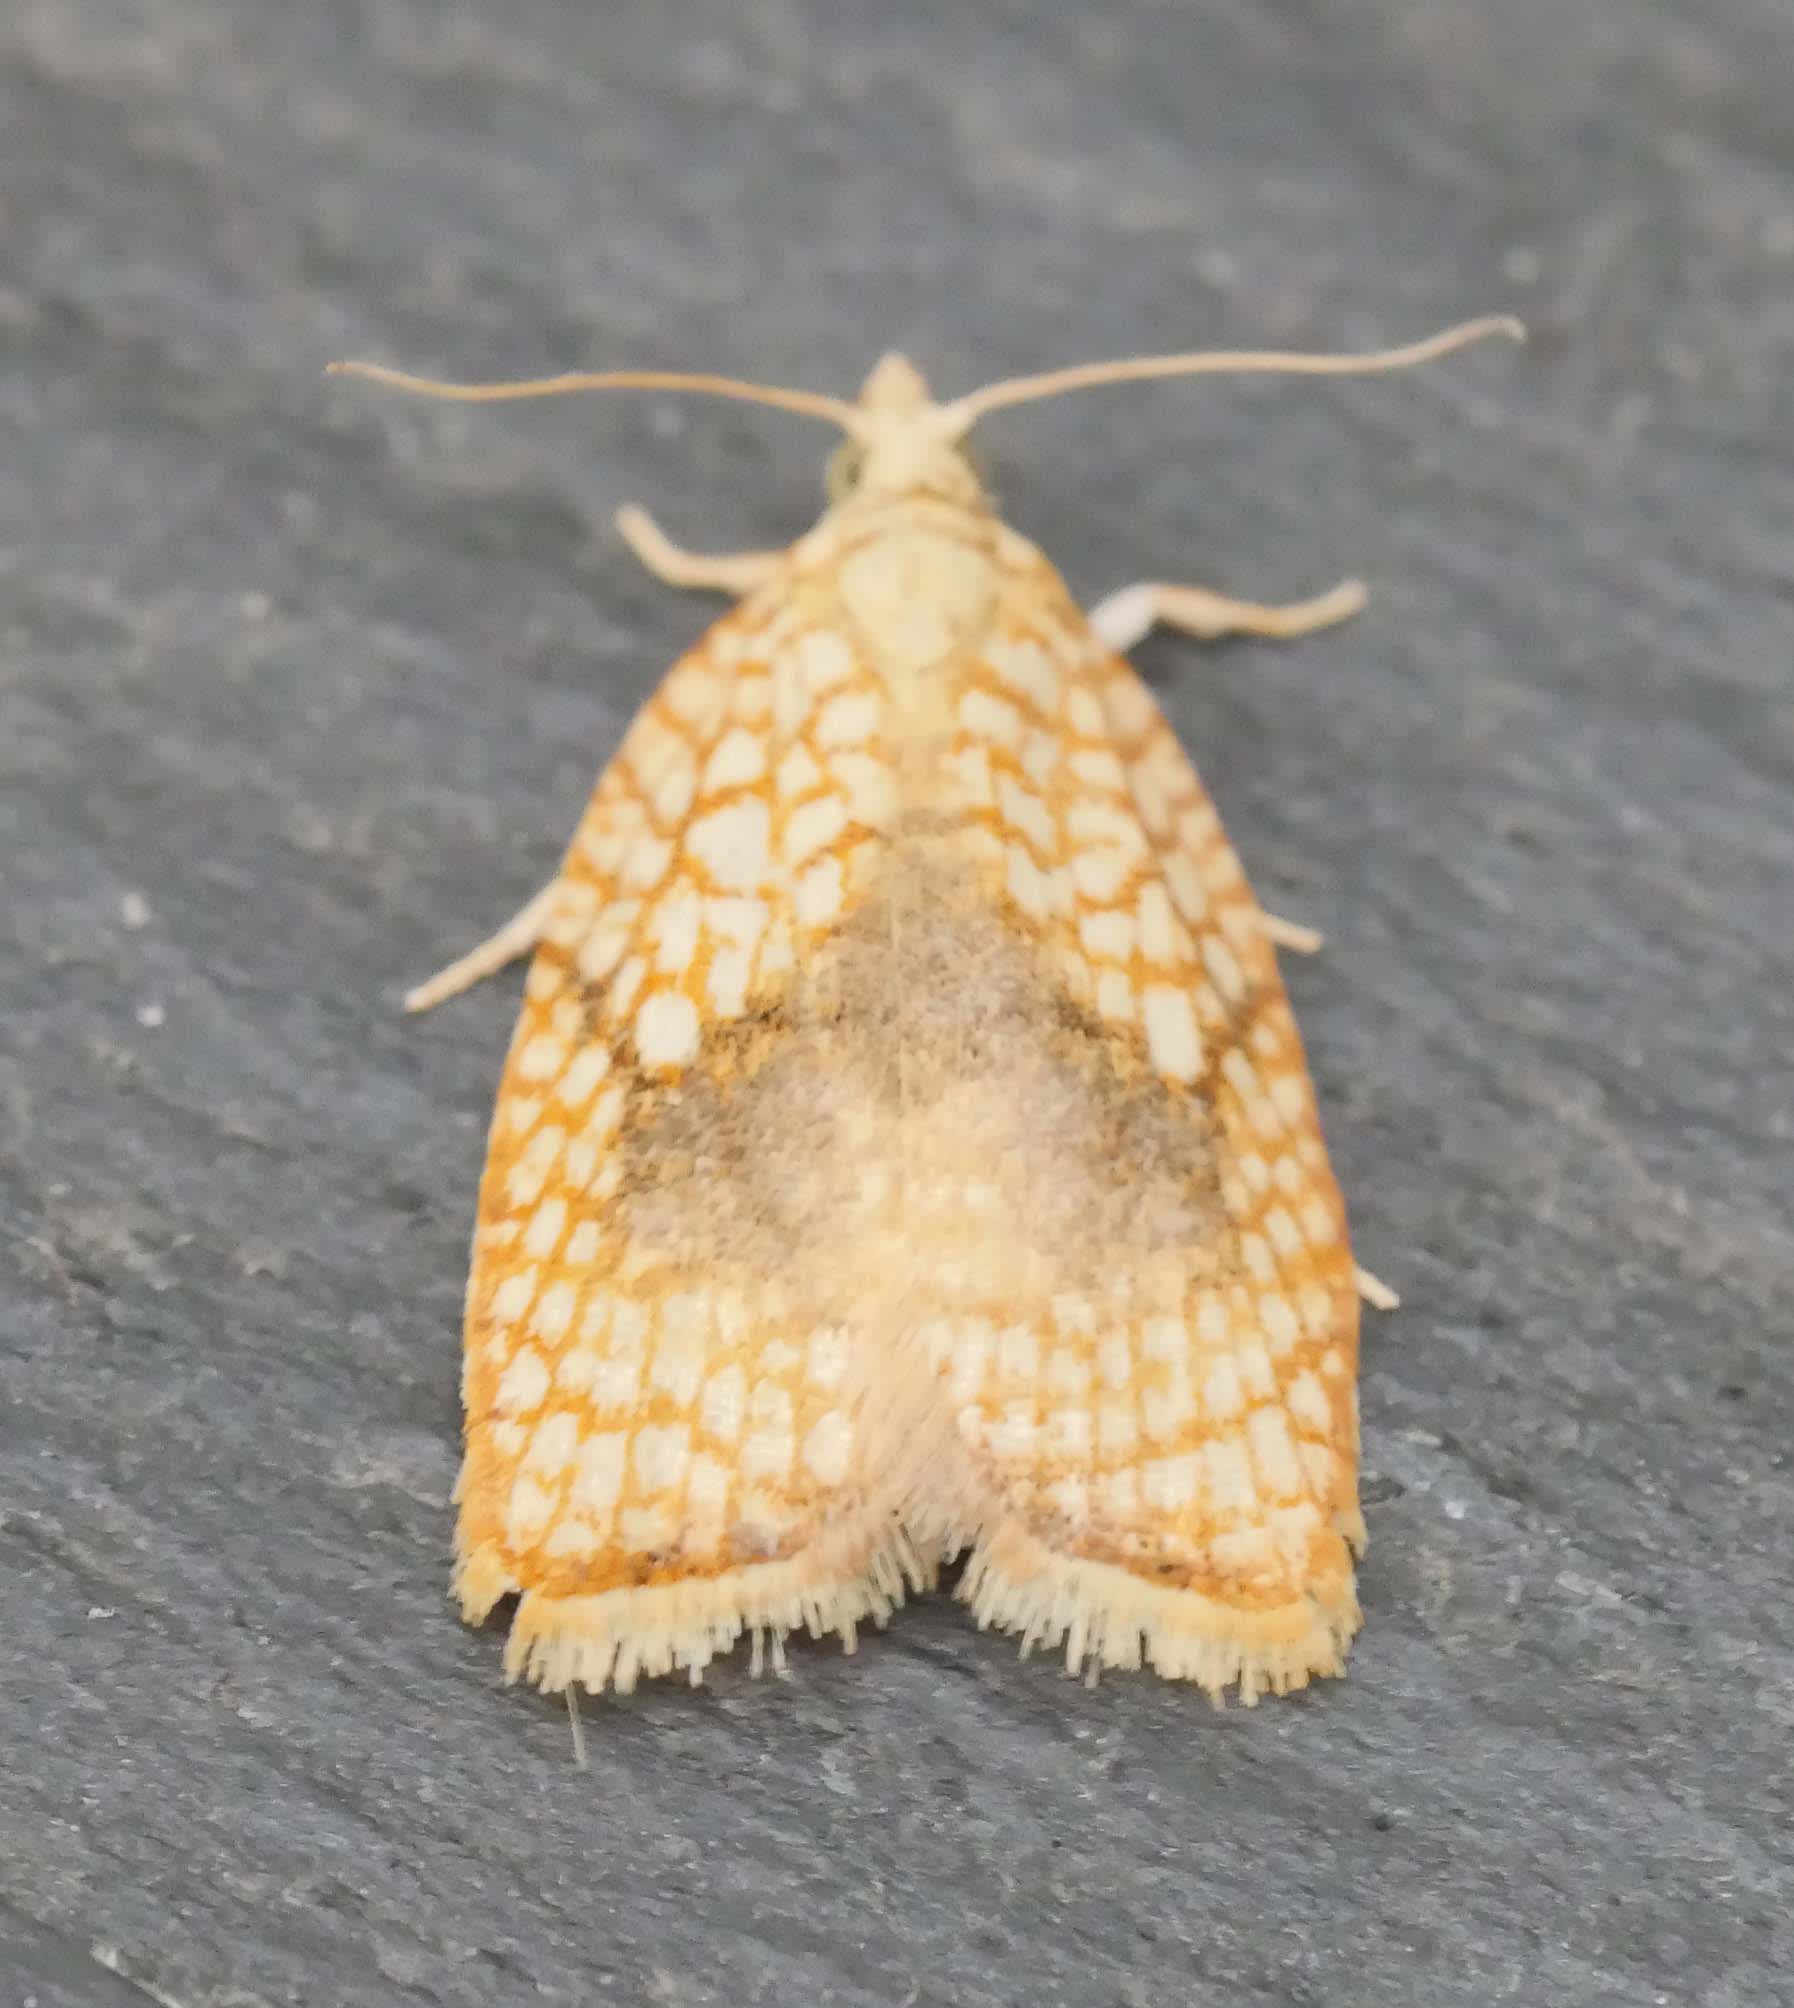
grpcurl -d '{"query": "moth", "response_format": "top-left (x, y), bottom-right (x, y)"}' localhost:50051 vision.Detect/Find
top-left (331, 314), bottom-right (1519, 1702)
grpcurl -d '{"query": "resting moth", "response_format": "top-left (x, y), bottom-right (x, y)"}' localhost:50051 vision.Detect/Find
top-left (330, 314), bottom-right (1520, 1702)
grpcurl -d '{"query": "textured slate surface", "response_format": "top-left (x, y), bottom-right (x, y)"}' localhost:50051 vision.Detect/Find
top-left (4, 3), bottom-right (1792, 2004)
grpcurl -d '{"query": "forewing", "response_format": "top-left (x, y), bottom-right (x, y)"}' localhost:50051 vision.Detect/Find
top-left (453, 581), bottom-right (914, 1694)
top-left (941, 564), bottom-right (1364, 1701)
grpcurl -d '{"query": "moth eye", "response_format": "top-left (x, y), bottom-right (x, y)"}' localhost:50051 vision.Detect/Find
top-left (825, 442), bottom-right (865, 501)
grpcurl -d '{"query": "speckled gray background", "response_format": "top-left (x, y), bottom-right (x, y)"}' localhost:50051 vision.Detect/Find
top-left (4, 3), bottom-right (1792, 2004)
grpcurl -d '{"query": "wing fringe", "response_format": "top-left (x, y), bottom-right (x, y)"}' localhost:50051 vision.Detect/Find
top-left (456, 1524), bottom-right (934, 1696)
top-left (958, 1518), bottom-right (1363, 1704)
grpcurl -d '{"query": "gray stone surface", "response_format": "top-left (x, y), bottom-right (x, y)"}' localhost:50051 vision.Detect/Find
top-left (4, 2), bottom-right (1792, 2003)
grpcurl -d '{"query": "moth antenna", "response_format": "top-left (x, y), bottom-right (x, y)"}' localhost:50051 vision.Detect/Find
top-left (324, 360), bottom-right (858, 431)
top-left (942, 313), bottom-right (1525, 428)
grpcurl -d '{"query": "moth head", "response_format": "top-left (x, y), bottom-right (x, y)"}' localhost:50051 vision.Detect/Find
top-left (829, 351), bottom-right (986, 508)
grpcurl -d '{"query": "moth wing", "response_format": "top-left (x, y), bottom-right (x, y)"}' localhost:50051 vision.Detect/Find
top-left (453, 582), bottom-right (914, 1694)
top-left (943, 589), bottom-right (1365, 1701)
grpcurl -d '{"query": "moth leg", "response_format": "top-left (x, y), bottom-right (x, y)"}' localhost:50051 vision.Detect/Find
top-left (615, 504), bottom-right (782, 597)
top-left (1263, 913), bottom-right (1325, 954)
top-left (1355, 1266), bottom-right (1401, 1312)
top-left (1087, 577), bottom-right (1367, 654)
top-left (404, 879), bottom-right (561, 1014)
